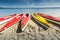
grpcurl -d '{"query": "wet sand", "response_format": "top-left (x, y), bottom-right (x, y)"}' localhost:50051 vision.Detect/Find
top-left (0, 19), bottom-right (60, 40)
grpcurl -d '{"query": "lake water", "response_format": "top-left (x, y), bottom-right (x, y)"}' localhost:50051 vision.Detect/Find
top-left (0, 8), bottom-right (60, 17)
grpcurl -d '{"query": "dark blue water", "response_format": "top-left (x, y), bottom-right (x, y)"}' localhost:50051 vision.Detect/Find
top-left (0, 8), bottom-right (60, 17)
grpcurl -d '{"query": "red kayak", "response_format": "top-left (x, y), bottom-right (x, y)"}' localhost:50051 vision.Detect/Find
top-left (21, 14), bottom-right (30, 31)
top-left (0, 14), bottom-right (17, 24)
top-left (0, 14), bottom-right (16, 21)
top-left (38, 13), bottom-right (60, 22)
top-left (0, 14), bottom-right (23, 33)
top-left (0, 14), bottom-right (30, 33)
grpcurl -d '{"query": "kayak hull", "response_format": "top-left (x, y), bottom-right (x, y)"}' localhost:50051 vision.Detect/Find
top-left (32, 13), bottom-right (50, 27)
top-left (0, 14), bottom-right (17, 24)
top-left (38, 13), bottom-right (60, 22)
top-left (21, 14), bottom-right (30, 31)
top-left (38, 13), bottom-right (60, 24)
top-left (0, 14), bottom-right (30, 33)
top-left (0, 14), bottom-right (23, 33)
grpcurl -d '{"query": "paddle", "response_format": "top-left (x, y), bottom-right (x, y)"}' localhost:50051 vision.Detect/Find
top-left (16, 21), bottom-right (22, 33)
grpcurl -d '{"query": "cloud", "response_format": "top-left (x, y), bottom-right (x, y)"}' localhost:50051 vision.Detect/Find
top-left (0, 0), bottom-right (60, 7)
top-left (41, 0), bottom-right (60, 2)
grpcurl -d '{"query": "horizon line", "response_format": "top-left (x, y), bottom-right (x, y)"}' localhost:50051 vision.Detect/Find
top-left (0, 6), bottom-right (60, 9)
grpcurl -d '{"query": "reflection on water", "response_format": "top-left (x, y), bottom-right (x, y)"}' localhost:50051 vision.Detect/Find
top-left (0, 8), bottom-right (60, 17)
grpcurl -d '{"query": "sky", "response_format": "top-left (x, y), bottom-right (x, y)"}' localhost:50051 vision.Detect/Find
top-left (0, 0), bottom-right (60, 8)
top-left (0, 0), bottom-right (60, 17)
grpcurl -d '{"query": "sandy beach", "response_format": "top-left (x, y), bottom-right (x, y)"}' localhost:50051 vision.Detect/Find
top-left (0, 19), bottom-right (60, 40)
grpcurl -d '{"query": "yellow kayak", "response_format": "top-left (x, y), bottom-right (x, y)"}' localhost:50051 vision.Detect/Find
top-left (32, 13), bottom-right (50, 27)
